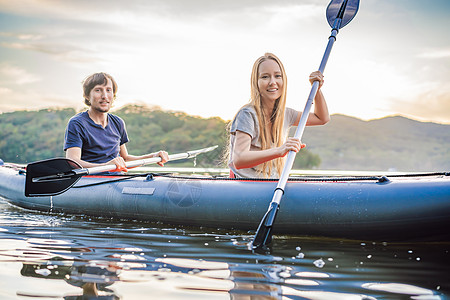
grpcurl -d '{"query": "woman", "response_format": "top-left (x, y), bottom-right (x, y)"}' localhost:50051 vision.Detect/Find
top-left (228, 53), bottom-right (330, 178)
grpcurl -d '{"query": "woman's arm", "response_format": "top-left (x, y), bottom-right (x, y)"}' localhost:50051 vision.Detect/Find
top-left (232, 131), bottom-right (301, 170)
top-left (294, 71), bottom-right (330, 126)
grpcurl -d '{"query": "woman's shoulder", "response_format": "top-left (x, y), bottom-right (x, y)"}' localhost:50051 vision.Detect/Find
top-left (285, 106), bottom-right (298, 114)
top-left (230, 105), bottom-right (258, 134)
top-left (233, 105), bottom-right (258, 124)
top-left (285, 106), bottom-right (299, 122)
top-left (236, 104), bottom-right (256, 118)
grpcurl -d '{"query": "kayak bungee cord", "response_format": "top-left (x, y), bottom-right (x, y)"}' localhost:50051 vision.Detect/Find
top-left (68, 171), bottom-right (450, 190)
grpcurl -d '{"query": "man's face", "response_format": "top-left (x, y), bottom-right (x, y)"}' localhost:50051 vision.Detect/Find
top-left (88, 78), bottom-right (114, 113)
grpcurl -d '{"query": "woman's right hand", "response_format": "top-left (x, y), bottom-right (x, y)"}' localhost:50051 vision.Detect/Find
top-left (279, 137), bottom-right (306, 157)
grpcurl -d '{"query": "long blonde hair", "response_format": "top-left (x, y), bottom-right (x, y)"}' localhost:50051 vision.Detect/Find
top-left (250, 53), bottom-right (288, 177)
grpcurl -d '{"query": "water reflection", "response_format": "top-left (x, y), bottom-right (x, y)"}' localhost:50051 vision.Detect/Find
top-left (0, 198), bottom-right (448, 299)
top-left (21, 260), bottom-right (121, 299)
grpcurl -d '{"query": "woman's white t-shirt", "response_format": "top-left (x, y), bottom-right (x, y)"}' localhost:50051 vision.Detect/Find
top-left (228, 105), bottom-right (298, 178)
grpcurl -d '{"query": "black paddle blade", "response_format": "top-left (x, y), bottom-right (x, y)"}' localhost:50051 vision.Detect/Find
top-left (326, 0), bottom-right (359, 29)
top-left (251, 202), bottom-right (280, 250)
top-left (25, 158), bottom-right (83, 197)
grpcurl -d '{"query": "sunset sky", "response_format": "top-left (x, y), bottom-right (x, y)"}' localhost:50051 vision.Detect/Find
top-left (0, 0), bottom-right (449, 124)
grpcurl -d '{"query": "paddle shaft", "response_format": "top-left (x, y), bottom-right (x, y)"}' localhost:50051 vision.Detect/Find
top-left (251, 17), bottom-right (345, 249)
top-left (30, 145), bottom-right (218, 183)
top-left (273, 20), bottom-right (342, 202)
top-left (80, 152), bottom-right (200, 175)
top-left (26, 145), bottom-right (218, 197)
top-left (65, 145), bottom-right (218, 177)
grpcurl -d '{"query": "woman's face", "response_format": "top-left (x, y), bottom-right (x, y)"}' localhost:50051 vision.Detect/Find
top-left (257, 59), bottom-right (283, 103)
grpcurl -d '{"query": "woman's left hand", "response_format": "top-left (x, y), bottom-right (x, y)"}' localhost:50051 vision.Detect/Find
top-left (309, 71), bottom-right (324, 89)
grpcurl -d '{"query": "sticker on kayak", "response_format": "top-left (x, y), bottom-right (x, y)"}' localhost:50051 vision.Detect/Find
top-left (166, 179), bottom-right (202, 207)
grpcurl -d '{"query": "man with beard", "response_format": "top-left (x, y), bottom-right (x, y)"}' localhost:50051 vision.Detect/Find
top-left (64, 72), bottom-right (169, 172)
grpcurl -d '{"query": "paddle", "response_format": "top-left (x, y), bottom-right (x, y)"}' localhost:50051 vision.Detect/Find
top-left (25, 145), bottom-right (218, 197)
top-left (250, 0), bottom-right (359, 250)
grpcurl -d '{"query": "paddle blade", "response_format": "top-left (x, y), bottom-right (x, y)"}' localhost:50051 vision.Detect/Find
top-left (251, 202), bottom-right (280, 250)
top-left (25, 158), bottom-right (82, 197)
top-left (326, 0), bottom-right (359, 29)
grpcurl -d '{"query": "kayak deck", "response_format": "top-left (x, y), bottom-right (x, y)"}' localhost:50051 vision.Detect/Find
top-left (1, 164), bottom-right (449, 241)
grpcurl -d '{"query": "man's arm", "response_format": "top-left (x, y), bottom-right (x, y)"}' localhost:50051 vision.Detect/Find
top-left (66, 147), bottom-right (126, 169)
top-left (119, 144), bottom-right (169, 167)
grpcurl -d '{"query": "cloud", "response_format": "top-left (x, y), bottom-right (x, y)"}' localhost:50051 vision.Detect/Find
top-left (0, 0), bottom-right (448, 125)
top-left (0, 86), bottom-right (12, 94)
top-left (1, 41), bottom-right (100, 63)
top-left (0, 32), bottom-right (43, 41)
top-left (389, 86), bottom-right (450, 124)
top-left (0, 89), bottom-right (79, 113)
top-left (0, 64), bottom-right (41, 85)
top-left (0, 0), bottom-right (323, 19)
top-left (417, 48), bottom-right (450, 59)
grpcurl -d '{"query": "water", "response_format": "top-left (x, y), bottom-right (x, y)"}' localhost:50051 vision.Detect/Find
top-left (0, 197), bottom-right (448, 300)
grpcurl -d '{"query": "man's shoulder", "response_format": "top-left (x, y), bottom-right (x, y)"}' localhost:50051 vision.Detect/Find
top-left (107, 113), bottom-right (123, 121)
top-left (107, 113), bottom-right (125, 126)
top-left (68, 111), bottom-right (88, 125)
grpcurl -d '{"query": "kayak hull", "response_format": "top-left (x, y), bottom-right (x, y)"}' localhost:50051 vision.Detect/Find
top-left (1, 165), bottom-right (449, 241)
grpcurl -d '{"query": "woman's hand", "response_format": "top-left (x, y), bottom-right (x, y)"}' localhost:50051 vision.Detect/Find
top-left (278, 137), bottom-right (306, 157)
top-left (309, 71), bottom-right (324, 89)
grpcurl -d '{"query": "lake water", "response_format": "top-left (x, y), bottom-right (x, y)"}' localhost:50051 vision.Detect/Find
top-left (0, 196), bottom-right (449, 300)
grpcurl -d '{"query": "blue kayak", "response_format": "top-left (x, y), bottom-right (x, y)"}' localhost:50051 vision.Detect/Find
top-left (1, 164), bottom-right (449, 241)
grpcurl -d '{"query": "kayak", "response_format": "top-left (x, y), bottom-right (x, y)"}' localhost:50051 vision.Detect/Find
top-left (1, 163), bottom-right (449, 241)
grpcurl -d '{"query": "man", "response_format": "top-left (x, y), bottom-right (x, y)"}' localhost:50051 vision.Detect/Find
top-left (64, 72), bottom-right (169, 171)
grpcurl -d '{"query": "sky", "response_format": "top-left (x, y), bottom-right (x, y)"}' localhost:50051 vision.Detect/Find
top-left (0, 0), bottom-right (449, 124)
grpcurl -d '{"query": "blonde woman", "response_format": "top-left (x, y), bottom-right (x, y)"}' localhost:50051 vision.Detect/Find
top-left (228, 53), bottom-right (330, 178)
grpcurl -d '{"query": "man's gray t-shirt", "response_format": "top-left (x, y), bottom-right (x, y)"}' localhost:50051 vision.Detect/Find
top-left (228, 105), bottom-right (298, 178)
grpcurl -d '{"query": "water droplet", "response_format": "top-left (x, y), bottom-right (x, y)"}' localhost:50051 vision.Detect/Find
top-left (35, 268), bottom-right (51, 276)
top-left (313, 259), bottom-right (325, 268)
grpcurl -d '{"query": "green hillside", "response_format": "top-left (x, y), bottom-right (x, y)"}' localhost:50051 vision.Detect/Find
top-left (301, 114), bottom-right (450, 171)
top-left (1, 106), bottom-right (449, 172)
top-left (0, 105), bottom-right (320, 169)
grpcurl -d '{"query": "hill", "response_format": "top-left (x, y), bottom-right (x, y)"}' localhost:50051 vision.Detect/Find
top-left (300, 114), bottom-right (450, 171)
top-left (0, 106), bottom-right (449, 171)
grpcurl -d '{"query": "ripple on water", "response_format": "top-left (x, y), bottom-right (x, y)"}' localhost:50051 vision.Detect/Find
top-left (0, 198), bottom-right (448, 299)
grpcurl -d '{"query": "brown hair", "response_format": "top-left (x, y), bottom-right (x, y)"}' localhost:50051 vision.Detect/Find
top-left (82, 72), bottom-right (118, 106)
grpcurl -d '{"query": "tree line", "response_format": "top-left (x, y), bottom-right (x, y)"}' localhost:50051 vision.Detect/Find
top-left (0, 105), bottom-right (321, 169)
